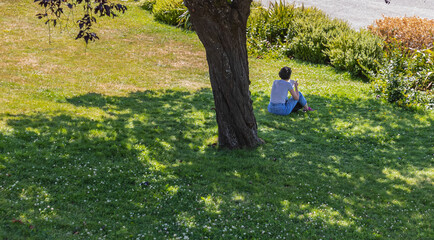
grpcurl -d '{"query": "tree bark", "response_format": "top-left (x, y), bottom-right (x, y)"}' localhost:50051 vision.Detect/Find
top-left (184, 0), bottom-right (263, 149)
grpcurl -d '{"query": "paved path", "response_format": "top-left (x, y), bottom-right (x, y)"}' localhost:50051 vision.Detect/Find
top-left (259, 0), bottom-right (434, 29)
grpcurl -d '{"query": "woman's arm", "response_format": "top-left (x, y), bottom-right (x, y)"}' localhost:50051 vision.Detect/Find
top-left (289, 81), bottom-right (299, 100)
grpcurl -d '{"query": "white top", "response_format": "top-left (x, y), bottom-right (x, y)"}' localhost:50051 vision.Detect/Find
top-left (269, 80), bottom-right (295, 104)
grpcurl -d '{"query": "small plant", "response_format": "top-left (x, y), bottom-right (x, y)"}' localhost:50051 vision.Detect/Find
top-left (177, 9), bottom-right (192, 30)
top-left (247, 1), bottom-right (298, 55)
top-left (152, 0), bottom-right (186, 27)
top-left (140, 0), bottom-right (156, 11)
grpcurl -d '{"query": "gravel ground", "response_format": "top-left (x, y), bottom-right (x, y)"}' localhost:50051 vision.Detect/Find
top-left (259, 0), bottom-right (434, 29)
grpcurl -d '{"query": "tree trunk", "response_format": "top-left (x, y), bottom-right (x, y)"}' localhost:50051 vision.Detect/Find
top-left (184, 0), bottom-right (263, 149)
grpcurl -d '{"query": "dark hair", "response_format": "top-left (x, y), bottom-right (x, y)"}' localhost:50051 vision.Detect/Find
top-left (279, 66), bottom-right (292, 80)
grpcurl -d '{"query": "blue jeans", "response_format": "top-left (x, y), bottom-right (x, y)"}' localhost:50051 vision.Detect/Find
top-left (268, 92), bottom-right (307, 116)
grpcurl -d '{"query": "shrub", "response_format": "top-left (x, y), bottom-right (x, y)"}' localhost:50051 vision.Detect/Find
top-left (325, 30), bottom-right (384, 76)
top-left (368, 16), bottom-right (434, 50)
top-left (140, 0), bottom-right (156, 11)
top-left (368, 42), bottom-right (433, 109)
top-left (153, 0), bottom-right (187, 27)
top-left (283, 27), bottom-right (330, 63)
top-left (283, 12), bottom-right (350, 63)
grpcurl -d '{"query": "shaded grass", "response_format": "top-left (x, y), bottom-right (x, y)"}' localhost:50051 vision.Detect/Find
top-left (1, 0), bottom-right (433, 239)
top-left (1, 89), bottom-right (432, 239)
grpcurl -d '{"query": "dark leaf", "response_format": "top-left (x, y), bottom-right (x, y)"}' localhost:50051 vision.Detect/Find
top-left (104, 5), bottom-right (111, 16)
top-left (75, 30), bottom-right (84, 40)
top-left (94, 5), bottom-right (100, 14)
top-left (117, 4), bottom-right (127, 13)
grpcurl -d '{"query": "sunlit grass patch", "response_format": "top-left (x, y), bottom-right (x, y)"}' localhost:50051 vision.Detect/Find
top-left (200, 195), bottom-right (223, 214)
top-left (0, 0), bottom-right (208, 114)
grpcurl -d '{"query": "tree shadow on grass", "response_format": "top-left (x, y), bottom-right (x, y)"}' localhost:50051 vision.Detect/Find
top-left (0, 88), bottom-right (432, 239)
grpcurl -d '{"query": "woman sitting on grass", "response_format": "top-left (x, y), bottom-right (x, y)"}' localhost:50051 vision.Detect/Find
top-left (268, 66), bottom-right (314, 115)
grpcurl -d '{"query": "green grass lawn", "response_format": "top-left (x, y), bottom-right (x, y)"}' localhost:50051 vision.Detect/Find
top-left (1, 1), bottom-right (433, 239)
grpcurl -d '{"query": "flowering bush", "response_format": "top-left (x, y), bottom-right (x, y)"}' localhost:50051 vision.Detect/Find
top-left (368, 16), bottom-right (434, 51)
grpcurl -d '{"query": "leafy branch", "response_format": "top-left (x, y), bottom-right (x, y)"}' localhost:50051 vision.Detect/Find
top-left (34, 0), bottom-right (127, 46)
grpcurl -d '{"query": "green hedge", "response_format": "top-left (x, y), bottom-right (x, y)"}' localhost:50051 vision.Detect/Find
top-left (325, 30), bottom-right (384, 76)
top-left (283, 8), bottom-right (350, 63)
